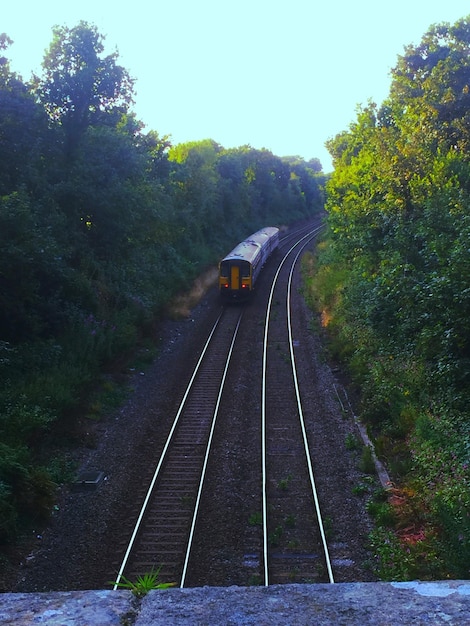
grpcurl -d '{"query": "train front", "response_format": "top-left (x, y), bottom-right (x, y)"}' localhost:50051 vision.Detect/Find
top-left (219, 256), bottom-right (253, 300)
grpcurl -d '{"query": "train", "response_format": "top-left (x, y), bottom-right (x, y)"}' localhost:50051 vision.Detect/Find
top-left (218, 227), bottom-right (280, 300)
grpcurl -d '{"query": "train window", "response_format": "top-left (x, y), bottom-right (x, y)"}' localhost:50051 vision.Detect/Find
top-left (219, 261), bottom-right (229, 277)
top-left (241, 261), bottom-right (251, 278)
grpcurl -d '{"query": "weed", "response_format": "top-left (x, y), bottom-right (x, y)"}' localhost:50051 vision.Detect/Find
top-left (277, 474), bottom-right (292, 491)
top-left (247, 574), bottom-right (262, 585)
top-left (352, 482), bottom-right (369, 496)
top-left (322, 516), bottom-right (334, 539)
top-left (269, 525), bottom-right (283, 546)
top-left (111, 566), bottom-right (175, 597)
top-left (86, 378), bottom-right (128, 421)
top-left (284, 514), bottom-right (296, 528)
top-left (345, 433), bottom-right (360, 451)
top-left (248, 511), bottom-right (262, 526)
top-left (359, 445), bottom-right (376, 474)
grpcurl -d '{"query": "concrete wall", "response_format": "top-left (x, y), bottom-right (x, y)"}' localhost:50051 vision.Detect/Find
top-left (1, 581), bottom-right (470, 625)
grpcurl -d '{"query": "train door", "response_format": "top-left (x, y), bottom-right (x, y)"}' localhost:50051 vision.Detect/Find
top-left (230, 264), bottom-right (240, 290)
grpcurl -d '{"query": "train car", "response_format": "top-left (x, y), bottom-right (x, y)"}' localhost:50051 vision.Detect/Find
top-left (219, 227), bottom-right (279, 300)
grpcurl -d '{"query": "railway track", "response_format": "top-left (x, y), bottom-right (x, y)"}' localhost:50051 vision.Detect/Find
top-left (261, 227), bottom-right (334, 584)
top-left (13, 218), bottom-right (375, 593)
top-left (113, 218), bottom-right (371, 589)
top-left (182, 223), bottom-right (334, 586)
top-left (113, 305), bottom-right (243, 588)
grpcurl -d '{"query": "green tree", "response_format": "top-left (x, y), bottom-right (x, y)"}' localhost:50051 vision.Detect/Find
top-left (0, 192), bottom-right (66, 342)
top-left (169, 139), bottom-right (223, 256)
top-left (0, 35), bottom-right (53, 195)
top-left (33, 21), bottom-right (135, 156)
top-left (390, 17), bottom-right (470, 154)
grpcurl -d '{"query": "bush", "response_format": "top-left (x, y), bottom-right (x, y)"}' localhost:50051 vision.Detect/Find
top-left (0, 482), bottom-right (17, 543)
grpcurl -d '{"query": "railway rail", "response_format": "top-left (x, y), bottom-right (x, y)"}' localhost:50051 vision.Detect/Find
top-left (113, 305), bottom-right (243, 588)
top-left (261, 226), bottom-right (334, 585)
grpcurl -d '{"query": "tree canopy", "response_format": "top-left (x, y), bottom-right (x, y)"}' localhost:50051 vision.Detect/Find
top-left (32, 21), bottom-right (135, 155)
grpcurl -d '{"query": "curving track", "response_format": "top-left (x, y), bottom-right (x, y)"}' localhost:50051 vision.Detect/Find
top-left (114, 219), bottom-right (348, 589)
top-left (261, 226), bottom-right (334, 584)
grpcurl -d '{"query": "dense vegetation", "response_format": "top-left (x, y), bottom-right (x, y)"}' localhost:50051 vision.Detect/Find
top-left (305, 16), bottom-right (470, 579)
top-left (0, 23), bottom-right (325, 546)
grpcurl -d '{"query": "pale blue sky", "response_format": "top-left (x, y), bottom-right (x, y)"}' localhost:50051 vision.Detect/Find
top-left (3, 1), bottom-right (470, 171)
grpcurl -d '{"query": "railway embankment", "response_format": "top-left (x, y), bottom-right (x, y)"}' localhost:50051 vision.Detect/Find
top-left (2, 581), bottom-right (470, 625)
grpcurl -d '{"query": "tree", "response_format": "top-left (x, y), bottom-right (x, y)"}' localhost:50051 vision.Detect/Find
top-left (33, 21), bottom-right (135, 155)
top-left (0, 34), bottom-right (54, 195)
top-left (0, 33), bottom-right (13, 77)
top-left (168, 139), bottom-right (223, 255)
top-left (324, 15), bottom-right (470, 417)
top-left (0, 191), bottom-right (66, 342)
top-left (390, 17), bottom-right (470, 155)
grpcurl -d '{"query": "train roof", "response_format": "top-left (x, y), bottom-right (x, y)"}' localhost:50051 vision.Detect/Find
top-left (221, 227), bottom-right (279, 264)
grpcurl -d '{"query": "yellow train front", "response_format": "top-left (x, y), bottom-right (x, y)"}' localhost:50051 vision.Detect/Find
top-left (219, 227), bottom-right (279, 301)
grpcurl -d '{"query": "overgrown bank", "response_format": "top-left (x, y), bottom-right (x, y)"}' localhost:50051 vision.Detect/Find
top-left (302, 16), bottom-right (470, 580)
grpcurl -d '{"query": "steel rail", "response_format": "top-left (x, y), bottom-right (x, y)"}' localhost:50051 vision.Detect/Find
top-left (261, 226), bottom-right (329, 586)
top-left (113, 308), bottom-right (227, 590)
top-left (180, 311), bottom-right (243, 587)
top-left (286, 235), bottom-right (335, 584)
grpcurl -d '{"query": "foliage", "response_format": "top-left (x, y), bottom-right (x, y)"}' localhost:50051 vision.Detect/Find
top-left (312, 15), bottom-right (470, 579)
top-left (32, 21), bottom-right (135, 156)
top-left (368, 526), bottom-right (443, 581)
top-left (0, 23), bottom-right (325, 546)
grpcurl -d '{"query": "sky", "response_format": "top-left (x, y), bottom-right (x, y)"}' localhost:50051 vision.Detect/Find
top-left (3, 1), bottom-right (470, 172)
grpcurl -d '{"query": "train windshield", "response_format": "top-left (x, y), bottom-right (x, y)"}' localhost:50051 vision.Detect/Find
top-left (240, 261), bottom-right (251, 278)
top-left (220, 260), bottom-right (251, 278)
top-left (219, 261), bottom-right (230, 277)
